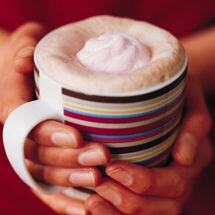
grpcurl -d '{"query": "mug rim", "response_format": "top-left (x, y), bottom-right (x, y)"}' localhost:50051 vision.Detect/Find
top-left (34, 34), bottom-right (187, 98)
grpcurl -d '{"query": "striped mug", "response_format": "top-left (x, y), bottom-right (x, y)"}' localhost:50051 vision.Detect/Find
top-left (3, 45), bottom-right (187, 199)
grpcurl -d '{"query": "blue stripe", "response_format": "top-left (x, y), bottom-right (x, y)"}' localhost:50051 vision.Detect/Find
top-left (82, 115), bottom-right (180, 139)
top-left (64, 91), bottom-right (184, 119)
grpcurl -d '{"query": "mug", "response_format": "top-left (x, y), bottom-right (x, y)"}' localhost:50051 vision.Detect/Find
top-left (3, 39), bottom-right (187, 199)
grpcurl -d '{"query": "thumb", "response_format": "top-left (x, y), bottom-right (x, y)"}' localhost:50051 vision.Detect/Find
top-left (12, 22), bottom-right (47, 73)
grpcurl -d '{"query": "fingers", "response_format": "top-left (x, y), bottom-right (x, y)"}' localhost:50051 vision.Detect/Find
top-left (11, 22), bottom-right (47, 73)
top-left (106, 161), bottom-right (154, 194)
top-left (14, 47), bottom-right (35, 74)
top-left (26, 159), bottom-right (101, 187)
top-left (86, 194), bottom-right (123, 215)
top-left (95, 179), bottom-right (181, 215)
top-left (25, 140), bottom-right (111, 168)
top-left (12, 22), bottom-right (46, 41)
top-left (30, 120), bottom-right (83, 148)
top-left (1, 72), bottom-right (33, 123)
top-left (106, 161), bottom-right (187, 198)
top-left (106, 137), bottom-right (212, 199)
top-left (95, 179), bottom-right (142, 214)
top-left (33, 190), bottom-right (89, 215)
top-left (0, 23), bottom-right (47, 123)
top-left (173, 77), bottom-right (212, 166)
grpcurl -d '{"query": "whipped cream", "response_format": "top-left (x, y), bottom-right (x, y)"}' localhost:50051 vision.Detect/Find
top-left (35, 16), bottom-right (186, 94)
top-left (76, 32), bottom-right (150, 73)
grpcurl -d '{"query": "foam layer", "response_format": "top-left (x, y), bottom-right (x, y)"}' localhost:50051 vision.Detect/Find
top-left (34, 15), bottom-right (186, 95)
top-left (76, 32), bottom-right (150, 74)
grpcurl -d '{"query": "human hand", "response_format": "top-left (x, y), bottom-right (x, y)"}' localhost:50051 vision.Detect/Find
top-left (86, 137), bottom-right (212, 215)
top-left (86, 77), bottom-right (213, 215)
top-left (0, 23), bottom-right (111, 215)
top-left (0, 22), bottom-right (46, 123)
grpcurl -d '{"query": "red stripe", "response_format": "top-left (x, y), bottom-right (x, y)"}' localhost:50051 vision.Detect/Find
top-left (66, 115), bottom-right (181, 144)
top-left (64, 92), bottom-right (184, 123)
top-left (81, 116), bottom-right (180, 143)
top-left (64, 105), bottom-right (183, 135)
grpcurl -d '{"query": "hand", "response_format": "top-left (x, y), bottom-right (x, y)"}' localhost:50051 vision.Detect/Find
top-left (25, 121), bottom-right (110, 215)
top-left (86, 77), bottom-right (213, 215)
top-left (0, 22), bottom-right (46, 123)
top-left (0, 23), bottom-right (111, 215)
top-left (86, 137), bottom-right (212, 215)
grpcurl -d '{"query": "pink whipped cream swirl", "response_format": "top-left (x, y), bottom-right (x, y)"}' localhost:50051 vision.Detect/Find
top-left (76, 32), bottom-right (150, 74)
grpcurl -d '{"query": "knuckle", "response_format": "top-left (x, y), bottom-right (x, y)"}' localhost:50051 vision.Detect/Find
top-left (173, 175), bottom-right (188, 197)
top-left (197, 114), bottom-right (212, 135)
top-left (176, 180), bottom-right (187, 197)
top-left (38, 147), bottom-right (62, 165)
top-left (204, 115), bottom-right (212, 133)
top-left (139, 169), bottom-right (155, 193)
top-left (18, 35), bottom-right (37, 47)
top-left (52, 150), bottom-right (65, 164)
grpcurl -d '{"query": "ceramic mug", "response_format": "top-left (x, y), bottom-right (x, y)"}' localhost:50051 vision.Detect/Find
top-left (3, 39), bottom-right (187, 199)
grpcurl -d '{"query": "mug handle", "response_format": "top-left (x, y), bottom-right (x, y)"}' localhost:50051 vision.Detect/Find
top-left (3, 99), bottom-right (63, 193)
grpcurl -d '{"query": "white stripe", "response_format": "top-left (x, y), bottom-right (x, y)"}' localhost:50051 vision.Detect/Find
top-left (112, 130), bottom-right (177, 160)
top-left (63, 80), bottom-right (185, 110)
top-left (105, 117), bottom-right (180, 147)
top-left (64, 99), bottom-right (183, 129)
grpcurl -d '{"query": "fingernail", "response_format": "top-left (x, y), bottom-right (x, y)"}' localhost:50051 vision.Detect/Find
top-left (51, 131), bottom-right (77, 147)
top-left (179, 132), bottom-right (198, 165)
top-left (65, 206), bottom-right (87, 215)
top-left (15, 46), bottom-right (35, 59)
top-left (69, 170), bottom-right (95, 187)
top-left (107, 168), bottom-right (133, 186)
top-left (78, 148), bottom-right (107, 166)
top-left (96, 185), bottom-right (122, 206)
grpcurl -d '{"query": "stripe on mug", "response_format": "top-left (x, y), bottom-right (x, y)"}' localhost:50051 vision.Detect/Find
top-left (63, 82), bottom-right (185, 113)
top-left (107, 123), bottom-right (180, 154)
top-left (62, 67), bottom-right (187, 103)
top-left (62, 79), bottom-right (185, 109)
top-left (64, 100), bottom-right (183, 129)
top-left (81, 115), bottom-right (181, 144)
top-left (64, 109), bottom-right (181, 135)
top-left (63, 93), bottom-right (184, 123)
top-left (63, 91), bottom-right (185, 121)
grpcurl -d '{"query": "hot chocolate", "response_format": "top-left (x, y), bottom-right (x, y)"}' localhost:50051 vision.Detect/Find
top-left (35, 15), bottom-right (186, 95)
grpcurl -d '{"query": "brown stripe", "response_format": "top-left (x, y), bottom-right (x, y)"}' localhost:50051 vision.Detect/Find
top-left (108, 124), bottom-right (179, 154)
top-left (62, 67), bottom-right (187, 103)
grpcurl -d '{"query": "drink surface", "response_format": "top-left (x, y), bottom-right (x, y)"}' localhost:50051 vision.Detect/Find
top-left (34, 15), bottom-right (186, 95)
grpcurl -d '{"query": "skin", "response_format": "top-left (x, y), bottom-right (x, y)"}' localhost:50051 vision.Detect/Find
top-left (0, 23), bottom-right (214, 215)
